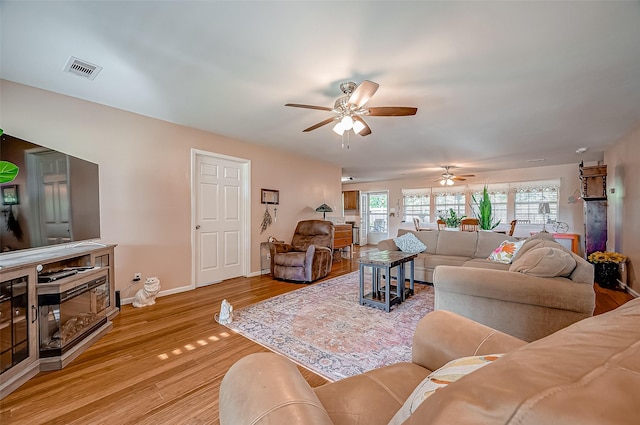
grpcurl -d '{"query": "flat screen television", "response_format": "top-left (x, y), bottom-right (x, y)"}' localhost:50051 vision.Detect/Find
top-left (0, 133), bottom-right (101, 254)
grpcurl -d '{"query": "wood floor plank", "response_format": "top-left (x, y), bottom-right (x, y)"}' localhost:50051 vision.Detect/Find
top-left (0, 245), bottom-right (633, 424)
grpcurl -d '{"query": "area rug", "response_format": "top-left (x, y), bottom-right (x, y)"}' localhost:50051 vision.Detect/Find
top-left (225, 271), bottom-right (434, 382)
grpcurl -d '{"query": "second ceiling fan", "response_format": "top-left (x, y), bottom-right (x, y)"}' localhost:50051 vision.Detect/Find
top-left (436, 166), bottom-right (475, 186)
top-left (285, 80), bottom-right (417, 136)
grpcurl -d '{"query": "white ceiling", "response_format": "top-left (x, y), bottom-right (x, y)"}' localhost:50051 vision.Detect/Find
top-left (2, 1), bottom-right (639, 183)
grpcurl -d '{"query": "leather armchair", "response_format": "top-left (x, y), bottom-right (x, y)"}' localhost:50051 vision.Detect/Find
top-left (269, 220), bottom-right (334, 283)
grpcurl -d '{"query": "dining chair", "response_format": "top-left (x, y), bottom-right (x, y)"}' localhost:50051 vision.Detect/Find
top-left (437, 219), bottom-right (446, 231)
top-left (508, 219), bottom-right (530, 236)
top-left (413, 217), bottom-right (430, 231)
top-left (460, 218), bottom-right (479, 232)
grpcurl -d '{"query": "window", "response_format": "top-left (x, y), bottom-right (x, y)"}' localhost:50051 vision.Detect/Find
top-left (434, 191), bottom-right (466, 220)
top-left (401, 179), bottom-right (561, 228)
top-left (402, 190), bottom-right (430, 223)
top-left (513, 184), bottom-right (559, 224)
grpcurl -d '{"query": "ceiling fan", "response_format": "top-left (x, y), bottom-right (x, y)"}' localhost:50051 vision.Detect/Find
top-left (285, 80), bottom-right (417, 137)
top-left (436, 166), bottom-right (475, 186)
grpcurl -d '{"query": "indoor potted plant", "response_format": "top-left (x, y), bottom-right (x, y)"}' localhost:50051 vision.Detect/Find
top-left (587, 251), bottom-right (627, 289)
top-left (472, 185), bottom-right (501, 230)
top-left (438, 208), bottom-right (465, 229)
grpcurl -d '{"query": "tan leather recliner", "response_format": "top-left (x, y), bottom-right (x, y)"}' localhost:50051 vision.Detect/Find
top-left (269, 220), bottom-right (334, 283)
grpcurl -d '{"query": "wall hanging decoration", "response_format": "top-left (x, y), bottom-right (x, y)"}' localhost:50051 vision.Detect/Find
top-left (260, 204), bottom-right (273, 234)
top-left (260, 189), bottom-right (278, 233)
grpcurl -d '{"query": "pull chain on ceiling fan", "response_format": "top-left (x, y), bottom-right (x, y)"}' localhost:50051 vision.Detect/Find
top-left (285, 80), bottom-right (417, 147)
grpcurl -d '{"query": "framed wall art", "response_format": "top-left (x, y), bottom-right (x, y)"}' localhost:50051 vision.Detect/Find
top-left (261, 189), bottom-right (279, 205)
top-left (1, 184), bottom-right (19, 205)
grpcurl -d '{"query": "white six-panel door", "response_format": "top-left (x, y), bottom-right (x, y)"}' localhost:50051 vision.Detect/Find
top-left (194, 152), bottom-right (248, 286)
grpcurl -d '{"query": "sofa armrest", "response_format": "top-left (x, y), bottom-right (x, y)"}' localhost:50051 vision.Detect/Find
top-left (220, 353), bottom-right (334, 425)
top-left (411, 310), bottom-right (526, 371)
top-left (377, 239), bottom-right (399, 251)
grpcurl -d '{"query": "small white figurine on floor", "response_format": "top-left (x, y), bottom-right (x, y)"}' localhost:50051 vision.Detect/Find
top-left (215, 299), bottom-right (233, 325)
top-left (132, 277), bottom-right (161, 308)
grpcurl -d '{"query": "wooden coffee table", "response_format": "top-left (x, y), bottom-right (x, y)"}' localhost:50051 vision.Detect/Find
top-left (357, 250), bottom-right (417, 312)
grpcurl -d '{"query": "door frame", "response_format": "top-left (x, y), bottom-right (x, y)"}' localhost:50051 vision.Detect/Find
top-left (190, 149), bottom-right (251, 288)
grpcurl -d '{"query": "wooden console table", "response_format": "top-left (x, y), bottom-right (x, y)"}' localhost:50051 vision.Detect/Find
top-left (334, 224), bottom-right (353, 259)
top-left (530, 232), bottom-right (580, 255)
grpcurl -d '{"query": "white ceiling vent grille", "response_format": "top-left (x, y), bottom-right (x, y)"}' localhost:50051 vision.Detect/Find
top-left (63, 56), bottom-right (102, 80)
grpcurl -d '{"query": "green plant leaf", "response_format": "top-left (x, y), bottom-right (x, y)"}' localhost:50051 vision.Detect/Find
top-left (473, 185), bottom-right (500, 230)
top-left (0, 161), bottom-right (19, 183)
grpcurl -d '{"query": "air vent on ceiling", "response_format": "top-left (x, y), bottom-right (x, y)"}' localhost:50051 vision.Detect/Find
top-left (63, 56), bottom-right (102, 80)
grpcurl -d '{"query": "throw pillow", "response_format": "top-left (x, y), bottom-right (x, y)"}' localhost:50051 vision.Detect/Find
top-left (388, 354), bottom-right (504, 425)
top-left (510, 246), bottom-right (577, 277)
top-left (393, 232), bottom-right (427, 253)
top-left (487, 240), bottom-right (525, 264)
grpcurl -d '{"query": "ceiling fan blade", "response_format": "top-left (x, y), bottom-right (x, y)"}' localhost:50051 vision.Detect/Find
top-left (353, 116), bottom-right (372, 136)
top-left (366, 107), bottom-right (418, 116)
top-left (452, 176), bottom-right (467, 181)
top-left (303, 117), bottom-right (336, 132)
top-left (457, 174), bottom-right (476, 178)
top-left (285, 103), bottom-right (333, 111)
top-left (348, 80), bottom-right (379, 108)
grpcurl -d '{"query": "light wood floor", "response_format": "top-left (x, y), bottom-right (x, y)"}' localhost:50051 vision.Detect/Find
top-left (0, 246), bottom-right (634, 424)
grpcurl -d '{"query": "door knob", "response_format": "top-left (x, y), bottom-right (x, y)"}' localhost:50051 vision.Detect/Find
top-left (196, 225), bottom-right (201, 229)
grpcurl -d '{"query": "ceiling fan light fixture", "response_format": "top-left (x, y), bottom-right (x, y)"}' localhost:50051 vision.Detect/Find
top-left (341, 115), bottom-right (354, 130)
top-left (333, 122), bottom-right (345, 135)
top-left (352, 119), bottom-right (365, 134)
top-left (440, 176), bottom-right (454, 186)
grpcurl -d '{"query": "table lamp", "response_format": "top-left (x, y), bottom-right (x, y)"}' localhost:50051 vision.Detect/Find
top-left (315, 203), bottom-right (333, 219)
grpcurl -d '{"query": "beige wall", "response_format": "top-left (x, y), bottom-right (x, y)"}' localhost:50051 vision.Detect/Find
top-left (605, 122), bottom-right (640, 291)
top-left (345, 163), bottom-right (584, 245)
top-left (1, 80), bottom-right (342, 298)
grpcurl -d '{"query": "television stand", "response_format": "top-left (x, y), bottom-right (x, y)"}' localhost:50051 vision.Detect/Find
top-left (0, 244), bottom-right (117, 399)
top-left (70, 240), bottom-right (108, 248)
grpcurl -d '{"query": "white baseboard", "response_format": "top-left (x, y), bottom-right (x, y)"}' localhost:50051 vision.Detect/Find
top-left (121, 284), bottom-right (194, 306)
top-left (618, 280), bottom-right (639, 298)
top-left (121, 271), bottom-right (269, 305)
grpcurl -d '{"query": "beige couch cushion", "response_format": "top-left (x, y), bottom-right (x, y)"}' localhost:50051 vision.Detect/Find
top-left (423, 254), bottom-right (470, 269)
top-left (474, 231), bottom-right (518, 258)
top-left (436, 231), bottom-right (477, 257)
top-left (514, 231), bottom-right (564, 258)
top-left (510, 247), bottom-right (577, 277)
top-left (463, 258), bottom-right (511, 271)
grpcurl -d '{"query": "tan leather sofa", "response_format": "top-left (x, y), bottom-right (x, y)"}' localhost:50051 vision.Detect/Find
top-left (379, 231), bottom-right (595, 341)
top-left (377, 229), bottom-right (520, 283)
top-left (219, 297), bottom-right (640, 425)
